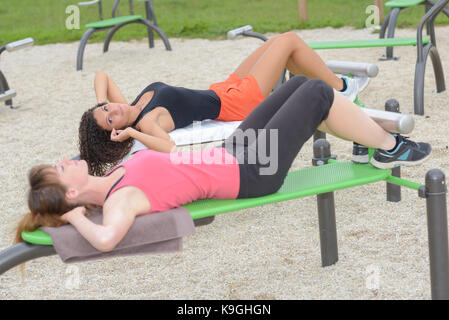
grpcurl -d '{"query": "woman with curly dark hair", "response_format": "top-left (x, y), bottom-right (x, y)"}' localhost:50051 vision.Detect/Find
top-left (79, 32), bottom-right (367, 176)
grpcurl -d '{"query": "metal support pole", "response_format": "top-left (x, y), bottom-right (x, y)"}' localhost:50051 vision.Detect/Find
top-left (383, 8), bottom-right (401, 60)
top-left (313, 139), bottom-right (338, 267)
top-left (145, 0), bottom-right (155, 48)
top-left (385, 99), bottom-right (401, 202)
top-left (313, 131), bottom-right (326, 142)
top-left (0, 69), bottom-right (12, 107)
top-left (421, 169), bottom-right (449, 300)
top-left (298, 0), bottom-right (308, 23)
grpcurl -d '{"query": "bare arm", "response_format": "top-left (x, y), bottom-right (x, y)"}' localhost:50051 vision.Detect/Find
top-left (130, 129), bottom-right (176, 153)
top-left (94, 71), bottom-right (128, 104)
top-left (63, 187), bottom-right (151, 252)
top-left (137, 115), bottom-right (173, 141)
top-left (110, 126), bottom-right (176, 153)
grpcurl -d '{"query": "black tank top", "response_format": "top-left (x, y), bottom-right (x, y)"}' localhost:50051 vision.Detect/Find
top-left (130, 82), bottom-right (221, 129)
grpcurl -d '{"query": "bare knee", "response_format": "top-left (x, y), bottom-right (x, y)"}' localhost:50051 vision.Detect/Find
top-left (279, 32), bottom-right (306, 46)
top-left (271, 32), bottom-right (306, 53)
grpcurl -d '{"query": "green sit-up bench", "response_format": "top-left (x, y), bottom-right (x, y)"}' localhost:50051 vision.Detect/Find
top-left (230, 0), bottom-right (448, 116)
top-left (380, 0), bottom-right (449, 60)
top-left (76, 0), bottom-right (171, 71)
top-left (0, 105), bottom-right (448, 299)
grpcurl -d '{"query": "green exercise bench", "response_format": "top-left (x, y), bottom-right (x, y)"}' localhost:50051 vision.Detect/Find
top-left (1, 127), bottom-right (448, 298)
top-left (76, 0), bottom-right (171, 71)
top-left (380, 0), bottom-right (449, 60)
top-left (229, 0), bottom-right (448, 116)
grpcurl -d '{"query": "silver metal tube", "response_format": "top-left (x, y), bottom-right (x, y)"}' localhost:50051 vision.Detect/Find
top-left (326, 60), bottom-right (379, 78)
top-left (362, 107), bottom-right (414, 134)
top-left (5, 38), bottom-right (34, 52)
top-left (227, 25), bottom-right (253, 39)
top-left (0, 89), bottom-right (16, 102)
top-left (78, 0), bottom-right (100, 5)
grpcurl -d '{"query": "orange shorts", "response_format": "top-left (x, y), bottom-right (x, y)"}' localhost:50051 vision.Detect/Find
top-left (209, 73), bottom-right (266, 121)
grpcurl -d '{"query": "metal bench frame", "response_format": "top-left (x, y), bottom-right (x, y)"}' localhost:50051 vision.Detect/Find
top-left (230, 1), bottom-right (447, 116)
top-left (76, 0), bottom-right (171, 71)
top-left (0, 38), bottom-right (34, 109)
top-left (380, 0), bottom-right (449, 60)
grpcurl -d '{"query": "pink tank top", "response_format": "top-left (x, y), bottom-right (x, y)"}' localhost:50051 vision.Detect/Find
top-left (105, 147), bottom-right (240, 214)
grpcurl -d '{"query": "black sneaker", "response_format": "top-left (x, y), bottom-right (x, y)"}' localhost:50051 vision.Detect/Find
top-left (352, 142), bottom-right (369, 164)
top-left (370, 134), bottom-right (431, 169)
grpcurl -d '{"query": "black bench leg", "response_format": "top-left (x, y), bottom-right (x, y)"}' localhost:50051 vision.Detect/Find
top-left (379, 11), bottom-right (391, 40)
top-left (422, 169), bottom-right (449, 300)
top-left (382, 8), bottom-right (401, 60)
top-left (77, 28), bottom-right (97, 71)
top-left (0, 70), bottom-right (13, 108)
top-left (138, 20), bottom-right (172, 51)
top-left (429, 46), bottom-right (446, 94)
top-left (385, 99), bottom-right (401, 202)
top-left (313, 130), bottom-right (326, 142)
top-left (145, 0), bottom-right (157, 48)
top-left (104, 24), bottom-right (123, 53)
top-left (317, 192), bottom-right (338, 267)
top-left (193, 216), bottom-right (215, 227)
top-left (313, 139), bottom-right (338, 267)
top-left (414, 43), bottom-right (445, 115)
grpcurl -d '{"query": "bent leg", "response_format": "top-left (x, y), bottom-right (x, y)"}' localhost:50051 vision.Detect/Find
top-left (245, 32), bottom-right (344, 96)
top-left (240, 79), bottom-right (396, 198)
top-left (232, 35), bottom-right (279, 79)
top-left (225, 75), bottom-right (309, 144)
top-left (318, 92), bottom-right (396, 151)
top-left (239, 78), bottom-right (335, 198)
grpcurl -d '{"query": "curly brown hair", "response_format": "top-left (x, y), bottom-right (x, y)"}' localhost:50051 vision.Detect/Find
top-left (78, 103), bottom-right (134, 176)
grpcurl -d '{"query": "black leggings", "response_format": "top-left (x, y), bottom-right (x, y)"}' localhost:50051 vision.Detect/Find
top-left (223, 76), bottom-right (335, 198)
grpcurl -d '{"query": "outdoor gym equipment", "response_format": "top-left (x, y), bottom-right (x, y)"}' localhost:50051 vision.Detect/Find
top-left (228, 0), bottom-right (449, 115)
top-left (0, 38), bottom-right (34, 109)
top-left (380, 0), bottom-right (449, 60)
top-left (76, 0), bottom-right (171, 71)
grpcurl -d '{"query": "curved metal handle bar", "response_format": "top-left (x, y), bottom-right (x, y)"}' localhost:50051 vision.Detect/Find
top-left (134, 19), bottom-right (172, 50)
top-left (242, 31), bottom-right (269, 42)
top-left (417, 0), bottom-right (449, 61)
top-left (78, 0), bottom-right (100, 5)
top-left (112, 0), bottom-right (120, 18)
top-left (78, 0), bottom-right (103, 20)
top-left (4, 38), bottom-right (34, 52)
top-left (103, 19), bottom-right (171, 53)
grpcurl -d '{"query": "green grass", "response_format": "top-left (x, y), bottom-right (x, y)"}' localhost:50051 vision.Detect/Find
top-left (0, 0), bottom-right (448, 45)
